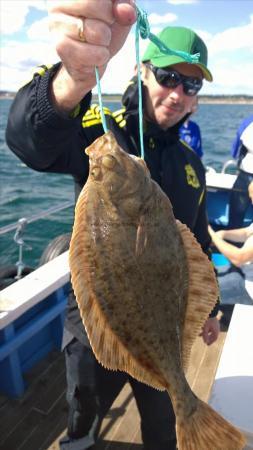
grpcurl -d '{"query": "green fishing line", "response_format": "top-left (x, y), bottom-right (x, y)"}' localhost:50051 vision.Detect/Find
top-left (135, 4), bottom-right (200, 160)
top-left (95, 3), bottom-right (200, 158)
top-left (95, 67), bottom-right (108, 133)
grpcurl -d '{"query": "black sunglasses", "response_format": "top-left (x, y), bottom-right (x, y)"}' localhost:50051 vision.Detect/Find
top-left (145, 63), bottom-right (203, 96)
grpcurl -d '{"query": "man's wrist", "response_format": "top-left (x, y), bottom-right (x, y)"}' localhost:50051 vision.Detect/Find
top-left (50, 65), bottom-right (96, 114)
top-left (36, 64), bottom-right (92, 128)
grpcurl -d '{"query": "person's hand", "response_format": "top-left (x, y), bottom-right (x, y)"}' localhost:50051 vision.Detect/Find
top-left (208, 225), bottom-right (225, 240)
top-left (200, 317), bottom-right (220, 346)
top-left (47, 0), bottom-right (136, 111)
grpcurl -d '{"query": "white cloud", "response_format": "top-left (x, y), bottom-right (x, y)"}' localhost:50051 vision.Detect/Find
top-left (200, 55), bottom-right (253, 95)
top-left (208, 15), bottom-right (253, 56)
top-left (148, 12), bottom-right (177, 25)
top-left (190, 16), bottom-right (253, 95)
top-left (27, 16), bottom-right (51, 41)
top-left (1, 0), bottom-right (46, 35)
top-left (1, 39), bottom-right (57, 92)
top-left (1, 4), bottom-right (253, 96)
top-left (97, 32), bottom-right (148, 94)
top-left (167, 0), bottom-right (198, 4)
top-left (207, 66), bottom-right (253, 96)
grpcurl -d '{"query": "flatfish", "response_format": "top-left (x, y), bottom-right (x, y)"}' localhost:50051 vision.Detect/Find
top-left (69, 131), bottom-right (245, 450)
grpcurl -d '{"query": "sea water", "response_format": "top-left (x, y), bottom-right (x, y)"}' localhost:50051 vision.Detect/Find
top-left (0, 98), bottom-right (252, 268)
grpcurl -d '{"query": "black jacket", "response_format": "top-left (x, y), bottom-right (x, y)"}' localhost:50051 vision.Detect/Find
top-left (6, 64), bottom-right (218, 343)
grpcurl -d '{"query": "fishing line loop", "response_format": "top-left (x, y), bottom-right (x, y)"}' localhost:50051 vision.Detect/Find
top-left (136, 5), bottom-right (200, 64)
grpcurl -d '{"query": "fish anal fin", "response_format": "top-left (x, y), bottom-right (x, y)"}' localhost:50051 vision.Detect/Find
top-left (176, 220), bottom-right (219, 372)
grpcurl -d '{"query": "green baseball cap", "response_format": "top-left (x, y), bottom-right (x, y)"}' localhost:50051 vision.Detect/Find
top-left (142, 26), bottom-right (213, 82)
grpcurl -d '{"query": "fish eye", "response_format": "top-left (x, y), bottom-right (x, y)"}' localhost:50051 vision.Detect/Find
top-left (102, 155), bottom-right (117, 169)
top-left (90, 167), bottom-right (100, 178)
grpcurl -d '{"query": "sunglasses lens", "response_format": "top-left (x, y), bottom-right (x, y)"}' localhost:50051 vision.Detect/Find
top-left (156, 69), bottom-right (181, 88)
top-left (148, 65), bottom-right (202, 96)
top-left (183, 79), bottom-right (202, 96)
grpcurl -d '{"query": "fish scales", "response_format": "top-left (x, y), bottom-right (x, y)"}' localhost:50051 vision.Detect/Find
top-left (69, 131), bottom-right (246, 450)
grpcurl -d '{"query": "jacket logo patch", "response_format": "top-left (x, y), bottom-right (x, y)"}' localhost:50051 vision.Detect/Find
top-left (184, 164), bottom-right (200, 188)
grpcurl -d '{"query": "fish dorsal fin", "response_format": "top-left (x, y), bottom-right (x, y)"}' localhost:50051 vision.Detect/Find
top-left (176, 220), bottom-right (218, 372)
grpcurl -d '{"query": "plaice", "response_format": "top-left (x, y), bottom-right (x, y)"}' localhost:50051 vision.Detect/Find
top-left (69, 131), bottom-right (245, 450)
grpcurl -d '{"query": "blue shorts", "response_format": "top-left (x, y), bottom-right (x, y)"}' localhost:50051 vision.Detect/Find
top-left (217, 264), bottom-right (252, 305)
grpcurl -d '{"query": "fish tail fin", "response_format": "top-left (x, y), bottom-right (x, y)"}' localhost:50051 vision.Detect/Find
top-left (176, 398), bottom-right (246, 450)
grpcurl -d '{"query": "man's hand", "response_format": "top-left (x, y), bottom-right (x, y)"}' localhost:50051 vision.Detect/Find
top-left (47, 0), bottom-right (136, 112)
top-left (200, 317), bottom-right (220, 346)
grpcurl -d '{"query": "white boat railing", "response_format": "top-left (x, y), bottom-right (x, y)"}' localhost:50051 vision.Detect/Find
top-left (0, 201), bottom-right (74, 280)
top-left (0, 200), bottom-right (74, 236)
top-left (221, 159), bottom-right (238, 174)
top-left (0, 251), bottom-right (70, 328)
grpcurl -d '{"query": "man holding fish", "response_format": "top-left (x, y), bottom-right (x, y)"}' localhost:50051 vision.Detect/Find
top-left (6, 1), bottom-right (226, 449)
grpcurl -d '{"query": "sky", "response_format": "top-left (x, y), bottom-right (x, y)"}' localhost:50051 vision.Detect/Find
top-left (1, 0), bottom-right (253, 95)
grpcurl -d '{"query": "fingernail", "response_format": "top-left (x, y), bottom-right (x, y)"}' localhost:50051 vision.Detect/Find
top-left (118, 0), bottom-right (136, 6)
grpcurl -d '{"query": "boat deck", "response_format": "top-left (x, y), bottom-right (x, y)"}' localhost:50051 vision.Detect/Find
top-left (0, 329), bottom-right (227, 450)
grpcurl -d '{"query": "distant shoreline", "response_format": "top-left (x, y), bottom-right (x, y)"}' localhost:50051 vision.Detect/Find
top-left (199, 99), bottom-right (253, 104)
top-left (96, 95), bottom-right (253, 105)
top-left (1, 93), bottom-right (253, 105)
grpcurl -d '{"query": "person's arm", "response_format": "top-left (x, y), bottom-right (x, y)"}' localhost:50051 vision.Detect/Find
top-left (211, 227), bottom-right (251, 243)
top-left (208, 225), bottom-right (253, 267)
top-left (6, 65), bottom-right (92, 176)
top-left (6, 1), bottom-right (136, 174)
top-left (48, 0), bottom-right (136, 113)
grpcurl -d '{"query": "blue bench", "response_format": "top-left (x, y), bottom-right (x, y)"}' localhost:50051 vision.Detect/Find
top-left (212, 252), bottom-right (230, 267)
top-left (0, 252), bottom-right (70, 398)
